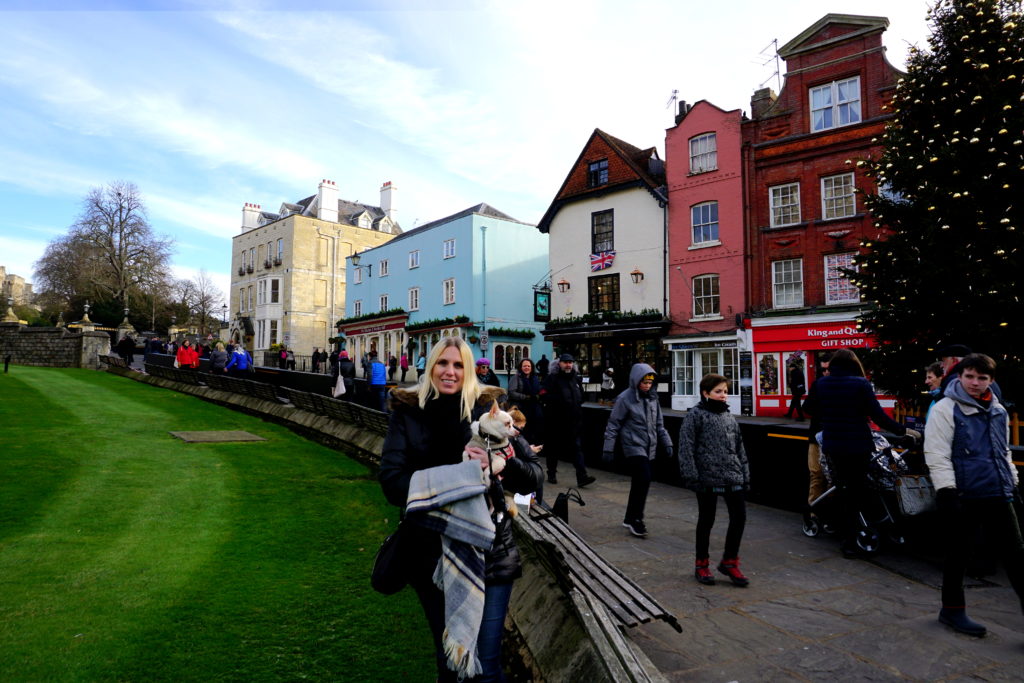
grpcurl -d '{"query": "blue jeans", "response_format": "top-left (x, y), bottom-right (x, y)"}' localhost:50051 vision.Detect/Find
top-left (412, 577), bottom-right (513, 682)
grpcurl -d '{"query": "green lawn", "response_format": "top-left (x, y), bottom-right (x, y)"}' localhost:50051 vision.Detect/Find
top-left (0, 366), bottom-right (433, 681)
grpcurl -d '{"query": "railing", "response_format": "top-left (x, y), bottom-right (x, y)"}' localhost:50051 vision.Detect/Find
top-left (261, 352), bottom-right (332, 374)
top-left (893, 403), bottom-right (1020, 446)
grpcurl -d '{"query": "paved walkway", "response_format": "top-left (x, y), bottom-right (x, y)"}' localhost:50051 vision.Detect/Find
top-left (562, 469), bottom-right (1024, 681)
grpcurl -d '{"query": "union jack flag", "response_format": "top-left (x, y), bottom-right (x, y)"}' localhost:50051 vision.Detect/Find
top-left (590, 250), bottom-right (616, 271)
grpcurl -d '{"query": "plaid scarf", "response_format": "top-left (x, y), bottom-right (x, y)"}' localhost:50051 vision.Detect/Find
top-left (406, 460), bottom-right (495, 678)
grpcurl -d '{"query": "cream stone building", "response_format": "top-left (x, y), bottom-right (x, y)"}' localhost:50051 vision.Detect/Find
top-left (229, 179), bottom-right (401, 355)
top-left (1, 265), bottom-right (35, 307)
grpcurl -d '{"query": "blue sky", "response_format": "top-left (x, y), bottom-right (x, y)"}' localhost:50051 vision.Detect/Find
top-left (0, 0), bottom-right (932, 303)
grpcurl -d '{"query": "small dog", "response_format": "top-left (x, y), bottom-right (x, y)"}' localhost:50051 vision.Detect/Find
top-left (466, 401), bottom-right (519, 517)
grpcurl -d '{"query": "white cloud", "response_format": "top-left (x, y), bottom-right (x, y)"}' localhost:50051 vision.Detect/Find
top-left (0, 235), bottom-right (52, 283)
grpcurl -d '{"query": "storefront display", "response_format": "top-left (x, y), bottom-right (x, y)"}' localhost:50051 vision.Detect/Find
top-left (749, 313), bottom-right (894, 417)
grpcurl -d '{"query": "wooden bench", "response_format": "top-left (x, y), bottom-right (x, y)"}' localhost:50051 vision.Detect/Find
top-left (319, 395), bottom-right (357, 423)
top-left (242, 379), bottom-right (287, 404)
top-left (519, 505), bottom-right (681, 633)
top-left (201, 373), bottom-right (233, 392)
top-left (288, 389), bottom-right (323, 415)
top-left (144, 363), bottom-right (174, 380)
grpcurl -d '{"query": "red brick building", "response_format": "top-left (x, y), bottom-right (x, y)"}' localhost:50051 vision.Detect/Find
top-left (742, 14), bottom-right (902, 416)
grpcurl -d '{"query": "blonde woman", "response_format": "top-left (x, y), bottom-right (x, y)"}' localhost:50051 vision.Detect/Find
top-left (379, 337), bottom-right (542, 681)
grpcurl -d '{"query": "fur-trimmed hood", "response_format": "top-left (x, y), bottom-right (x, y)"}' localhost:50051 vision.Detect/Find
top-left (389, 384), bottom-right (506, 411)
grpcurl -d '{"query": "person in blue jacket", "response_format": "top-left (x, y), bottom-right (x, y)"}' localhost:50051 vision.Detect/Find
top-left (368, 350), bottom-right (389, 412)
top-left (924, 353), bottom-right (1023, 638)
top-left (225, 346), bottom-right (253, 377)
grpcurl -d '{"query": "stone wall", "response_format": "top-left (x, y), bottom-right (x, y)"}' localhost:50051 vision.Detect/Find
top-left (0, 322), bottom-right (111, 369)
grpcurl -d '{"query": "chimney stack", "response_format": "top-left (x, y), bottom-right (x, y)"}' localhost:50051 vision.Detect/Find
top-left (380, 181), bottom-right (396, 221)
top-left (317, 179), bottom-right (339, 222)
top-left (241, 202), bottom-right (261, 232)
top-left (750, 88), bottom-right (777, 120)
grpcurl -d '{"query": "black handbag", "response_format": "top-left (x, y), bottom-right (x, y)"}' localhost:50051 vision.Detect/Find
top-left (552, 488), bottom-right (586, 524)
top-left (370, 521), bottom-right (409, 595)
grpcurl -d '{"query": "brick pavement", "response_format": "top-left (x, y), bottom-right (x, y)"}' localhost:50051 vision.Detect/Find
top-left (562, 469), bottom-right (1024, 681)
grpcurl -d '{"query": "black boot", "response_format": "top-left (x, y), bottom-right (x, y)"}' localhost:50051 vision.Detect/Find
top-left (938, 608), bottom-right (987, 637)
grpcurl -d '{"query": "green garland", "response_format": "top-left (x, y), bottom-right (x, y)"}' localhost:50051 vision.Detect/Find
top-left (485, 326), bottom-right (536, 339)
top-left (545, 308), bottom-right (664, 329)
top-left (405, 314), bottom-right (471, 334)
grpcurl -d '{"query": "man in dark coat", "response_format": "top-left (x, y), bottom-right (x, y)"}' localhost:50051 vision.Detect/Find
top-left (540, 353), bottom-right (596, 487)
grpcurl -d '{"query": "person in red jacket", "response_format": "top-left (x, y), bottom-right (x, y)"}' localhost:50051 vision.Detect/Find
top-left (176, 339), bottom-right (199, 369)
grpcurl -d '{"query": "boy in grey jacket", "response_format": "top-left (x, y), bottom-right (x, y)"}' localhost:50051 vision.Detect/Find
top-left (603, 363), bottom-right (672, 538)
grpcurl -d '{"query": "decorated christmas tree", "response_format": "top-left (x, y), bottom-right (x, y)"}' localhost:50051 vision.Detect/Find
top-left (857, 0), bottom-right (1024, 402)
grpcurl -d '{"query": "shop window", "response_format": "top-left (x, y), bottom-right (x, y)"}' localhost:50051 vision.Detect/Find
top-left (494, 345), bottom-right (505, 371)
top-left (758, 353), bottom-right (780, 395)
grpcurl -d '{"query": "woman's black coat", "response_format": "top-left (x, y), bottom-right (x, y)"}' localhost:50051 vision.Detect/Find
top-left (379, 386), bottom-right (543, 583)
top-left (804, 370), bottom-right (905, 459)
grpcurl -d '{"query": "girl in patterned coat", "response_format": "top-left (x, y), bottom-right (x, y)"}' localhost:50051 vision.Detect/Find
top-left (678, 373), bottom-right (751, 586)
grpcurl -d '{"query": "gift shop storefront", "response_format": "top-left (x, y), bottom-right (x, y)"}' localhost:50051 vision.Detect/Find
top-left (750, 312), bottom-right (891, 417)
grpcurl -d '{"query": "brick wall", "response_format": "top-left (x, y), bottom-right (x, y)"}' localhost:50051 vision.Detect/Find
top-left (0, 322), bottom-right (111, 369)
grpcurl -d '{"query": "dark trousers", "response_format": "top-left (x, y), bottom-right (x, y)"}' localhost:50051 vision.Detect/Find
top-left (625, 456), bottom-right (652, 523)
top-left (830, 455), bottom-right (871, 550)
top-left (695, 490), bottom-right (746, 560)
top-left (545, 431), bottom-right (587, 481)
top-left (411, 574), bottom-right (513, 682)
top-left (785, 394), bottom-right (804, 418)
top-left (370, 386), bottom-right (387, 412)
top-left (941, 498), bottom-right (1024, 609)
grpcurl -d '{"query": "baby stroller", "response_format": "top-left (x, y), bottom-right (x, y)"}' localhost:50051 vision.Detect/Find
top-left (802, 431), bottom-right (911, 554)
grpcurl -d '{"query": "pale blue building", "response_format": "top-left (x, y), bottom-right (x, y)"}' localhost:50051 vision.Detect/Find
top-left (339, 203), bottom-right (552, 386)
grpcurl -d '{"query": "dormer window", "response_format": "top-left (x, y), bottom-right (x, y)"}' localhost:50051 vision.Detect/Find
top-left (587, 159), bottom-right (609, 188)
top-left (358, 213), bottom-right (371, 229)
top-left (810, 77), bottom-right (861, 132)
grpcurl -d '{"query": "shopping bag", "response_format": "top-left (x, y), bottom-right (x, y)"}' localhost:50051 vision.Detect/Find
top-left (895, 474), bottom-right (937, 516)
top-left (332, 373), bottom-right (346, 397)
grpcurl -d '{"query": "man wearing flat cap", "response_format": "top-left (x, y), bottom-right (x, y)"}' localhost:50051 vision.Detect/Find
top-left (540, 352), bottom-right (596, 487)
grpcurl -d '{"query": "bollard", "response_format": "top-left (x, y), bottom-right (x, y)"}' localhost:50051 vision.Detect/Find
top-left (4, 354), bottom-right (9, 373)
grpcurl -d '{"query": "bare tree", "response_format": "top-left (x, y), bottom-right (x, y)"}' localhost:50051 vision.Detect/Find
top-left (35, 182), bottom-right (174, 311)
top-left (174, 269), bottom-right (224, 336)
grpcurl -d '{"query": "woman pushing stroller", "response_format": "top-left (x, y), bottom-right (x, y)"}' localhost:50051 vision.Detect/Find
top-left (803, 348), bottom-right (920, 558)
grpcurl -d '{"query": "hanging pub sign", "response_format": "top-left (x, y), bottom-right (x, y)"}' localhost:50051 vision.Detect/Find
top-left (534, 290), bottom-right (551, 322)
